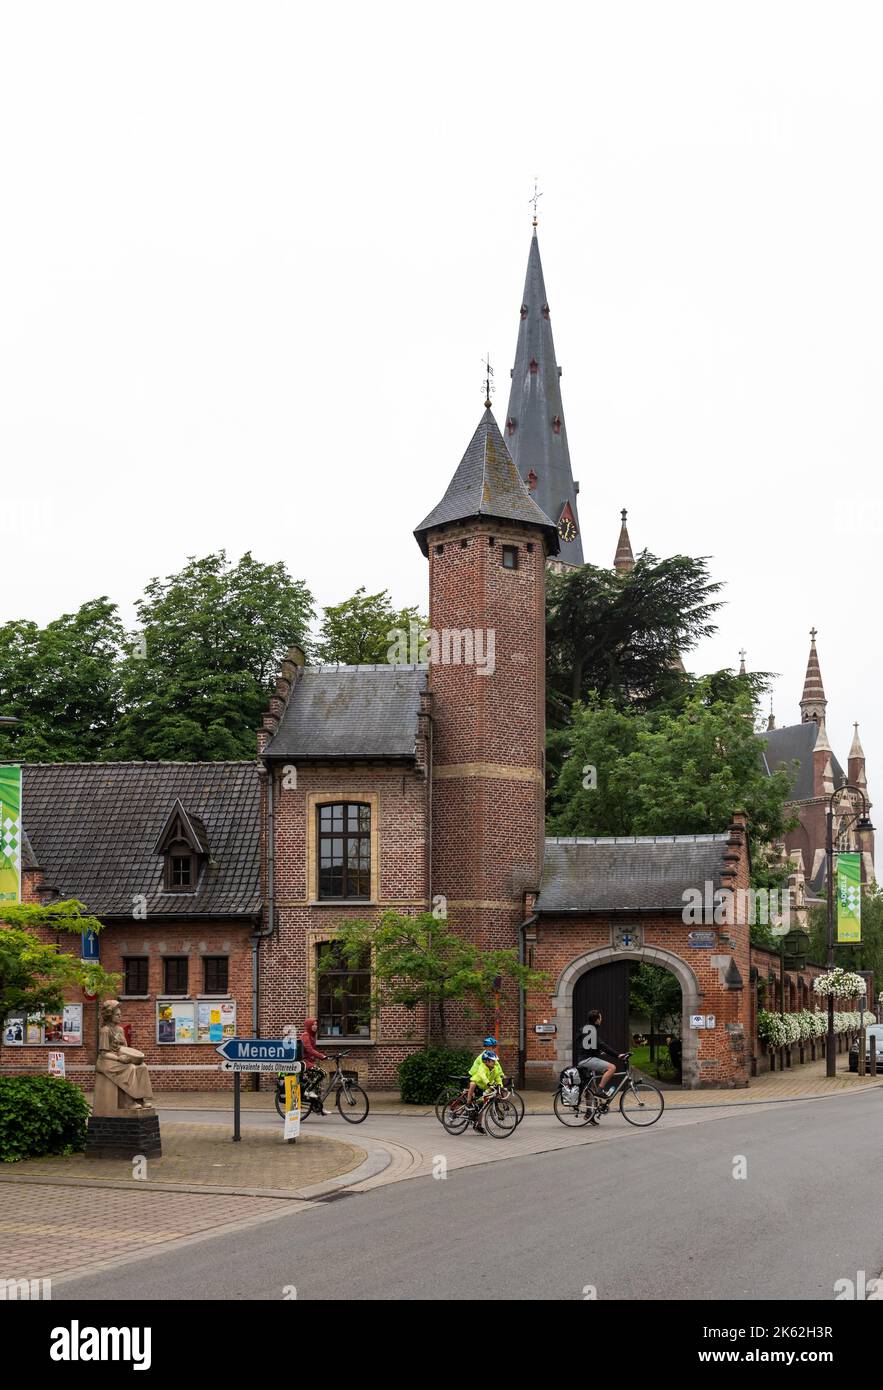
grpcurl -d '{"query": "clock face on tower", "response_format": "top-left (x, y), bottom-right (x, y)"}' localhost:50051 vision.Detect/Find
top-left (558, 515), bottom-right (577, 543)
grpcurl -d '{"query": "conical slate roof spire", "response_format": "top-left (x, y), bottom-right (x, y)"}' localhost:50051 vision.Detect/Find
top-left (614, 509), bottom-right (635, 573)
top-left (800, 627), bottom-right (827, 725)
top-left (504, 230), bottom-right (583, 566)
top-left (414, 407), bottom-right (559, 556)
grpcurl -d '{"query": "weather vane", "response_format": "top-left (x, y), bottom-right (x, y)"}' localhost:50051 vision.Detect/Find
top-left (530, 177), bottom-right (543, 227)
top-left (482, 352), bottom-right (495, 409)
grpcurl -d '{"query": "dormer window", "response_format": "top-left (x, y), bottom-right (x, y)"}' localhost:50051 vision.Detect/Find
top-left (154, 799), bottom-right (209, 896)
top-left (520, 304), bottom-right (528, 320)
top-left (529, 358), bottom-right (539, 375)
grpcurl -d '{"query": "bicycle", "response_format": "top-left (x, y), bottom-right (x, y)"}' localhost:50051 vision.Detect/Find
top-left (435, 1073), bottom-right (525, 1126)
top-left (274, 1051), bottom-right (369, 1124)
top-left (440, 1083), bottom-right (517, 1138)
top-left (553, 1052), bottom-right (664, 1128)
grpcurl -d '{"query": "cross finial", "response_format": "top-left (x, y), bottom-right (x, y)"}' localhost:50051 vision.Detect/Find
top-left (810, 626), bottom-right (818, 643)
top-left (621, 508), bottom-right (628, 524)
top-left (739, 648), bottom-right (746, 663)
top-left (530, 177), bottom-right (543, 228)
top-left (482, 352), bottom-right (495, 409)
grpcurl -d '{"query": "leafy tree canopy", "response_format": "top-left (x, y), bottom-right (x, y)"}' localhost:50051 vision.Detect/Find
top-left (316, 587), bottom-right (424, 666)
top-left (0, 901), bottom-right (120, 1023)
top-left (546, 552), bottom-right (724, 726)
top-left (106, 551), bottom-right (315, 762)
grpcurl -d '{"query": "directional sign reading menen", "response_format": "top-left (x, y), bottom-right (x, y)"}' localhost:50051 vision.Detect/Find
top-left (216, 1037), bottom-right (303, 1074)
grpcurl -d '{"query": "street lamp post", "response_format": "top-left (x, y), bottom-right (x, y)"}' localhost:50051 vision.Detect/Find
top-left (824, 783), bottom-right (874, 1079)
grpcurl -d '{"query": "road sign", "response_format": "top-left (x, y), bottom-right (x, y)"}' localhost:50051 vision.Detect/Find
top-left (221, 1059), bottom-right (303, 1075)
top-left (216, 1037), bottom-right (298, 1065)
top-left (690, 1014), bottom-right (706, 1029)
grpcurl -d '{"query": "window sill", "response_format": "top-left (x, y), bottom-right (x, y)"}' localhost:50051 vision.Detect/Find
top-left (318, 1038), bottom-right (375, 1047)
top-left (119, 995), bottom-right (151, 1001)
top-left (309, 900), bottom-right (376, 908)
top-left (195, 994), bottom-right (232, 1000)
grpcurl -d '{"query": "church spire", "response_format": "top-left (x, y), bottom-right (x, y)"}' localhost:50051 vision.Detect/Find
top-left (614, 509), bottom-right (635, 573)
top-left (800, 627), bottom-right (827, 725)
top-left (504, 227), bottom-right (583, 567)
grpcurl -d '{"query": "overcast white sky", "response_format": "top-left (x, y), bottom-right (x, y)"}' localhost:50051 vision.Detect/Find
top-left (1, 2), bottom-right (880, 775)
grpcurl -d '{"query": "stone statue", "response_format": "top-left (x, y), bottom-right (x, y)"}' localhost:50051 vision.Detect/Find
top-left (92, 999), bottom-right (155, 1115)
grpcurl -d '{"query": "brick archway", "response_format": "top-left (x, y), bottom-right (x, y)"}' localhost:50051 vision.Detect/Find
top-left (551, 946), bottom-right (703, 1089)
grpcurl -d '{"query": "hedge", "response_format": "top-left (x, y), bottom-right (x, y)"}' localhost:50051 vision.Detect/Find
top-left (0, 1075), bottom-right (90, 1163)
top-left (397, 1047), bottom-right (474, 1104)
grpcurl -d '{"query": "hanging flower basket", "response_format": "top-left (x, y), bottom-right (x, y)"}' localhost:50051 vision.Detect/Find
top-left (813, 969), bottom-right (867, 1000)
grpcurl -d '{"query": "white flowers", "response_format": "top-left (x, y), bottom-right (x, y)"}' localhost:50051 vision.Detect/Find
top-left (757, 1008), bottom-right (873, 1047)
top-left (813, 969), bottom-right (867, 1000)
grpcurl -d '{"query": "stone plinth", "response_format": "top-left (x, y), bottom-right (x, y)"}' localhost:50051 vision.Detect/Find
top-left (85, 1110), bottom-right (162, 1159)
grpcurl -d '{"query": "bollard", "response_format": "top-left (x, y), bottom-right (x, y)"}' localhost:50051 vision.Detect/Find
top-left (871, 1046), bottom-right (878, 1077)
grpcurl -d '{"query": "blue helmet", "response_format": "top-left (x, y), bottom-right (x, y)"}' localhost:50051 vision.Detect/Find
top-left (482, 1049), bottom-right (498, 1063)
top-left (483, 1036), bottom-right (498, 1047)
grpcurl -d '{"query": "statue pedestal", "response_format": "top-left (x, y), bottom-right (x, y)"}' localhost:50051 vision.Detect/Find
top-left (85, 1110), bottom-right (162, 1160)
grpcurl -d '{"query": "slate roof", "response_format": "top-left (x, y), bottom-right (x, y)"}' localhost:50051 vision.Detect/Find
top-left (761, 722), bottom-right (845, 800)
top-left (536, 834), bottom-right (731, 913)
top-left (414, 408), bottom-right (560, 555)
top-left (21, 763), bottom-right (260, 918)
top-left (263, 665), bottom-right (427, 760)
top-left (503, 231), bottom-right (583, 566)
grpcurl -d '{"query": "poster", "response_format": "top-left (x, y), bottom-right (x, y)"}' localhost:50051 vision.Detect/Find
top-left (43, 1014), bottom-right (63, 1043)
top-left (837, 852), bottom-right (862, 943)
top-left (0, 765), bottom-right (22, 903)
top-left (157, 1004), bottom-right (175, 1043)
top-left (62, 1004), bottom-right (83, 1045)
top-left (26, 1015), bottom-right (44, 1044)
top-left (48, 1051), bottom-right (65, 1078)
top-left (3, 1014), bottom-right (25, 1045)
top-left (197, 1003), bottom-right (224, 1043)
top-left (174, 1003), bottom-right (195, 1043)
top-left (220, 1001), bottom-right (236, 1038)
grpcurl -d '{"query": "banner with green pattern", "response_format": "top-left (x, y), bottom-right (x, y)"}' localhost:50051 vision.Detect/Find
top-left (837, 851), bottom-right (862, 943)
top-left (0, 765), bottom-right (21, 902)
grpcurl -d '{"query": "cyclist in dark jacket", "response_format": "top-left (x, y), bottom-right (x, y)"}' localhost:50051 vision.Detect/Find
top-left (578, 1009), bottom-right (627, 1096)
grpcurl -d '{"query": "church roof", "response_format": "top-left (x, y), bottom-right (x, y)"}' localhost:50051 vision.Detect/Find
top-left (21, 762), bottom-right (261, 918)
top-left (414, 408), bottom-right (559, 555)
top-left (614, 509), bottom-right (635, 573)
top-left (536, 834), bottom-right (731, 913)
top-left (760, 721), bottom-right (845, 800)
top-left (503, 230), bottom-right (583, 565)
top-left (263, 665), bottom-right (428, 760)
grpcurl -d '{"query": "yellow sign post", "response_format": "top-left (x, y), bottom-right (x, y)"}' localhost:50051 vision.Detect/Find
top-left (283, 1075), bottom-right (301, 1142)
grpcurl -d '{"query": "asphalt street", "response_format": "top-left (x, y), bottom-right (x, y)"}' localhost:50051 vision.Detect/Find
top-left (55, 1090), bottom-right (883, 1301)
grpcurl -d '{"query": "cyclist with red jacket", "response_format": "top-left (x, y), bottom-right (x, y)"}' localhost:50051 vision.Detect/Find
top-left (301, 1018), bottom-right (329, 1115)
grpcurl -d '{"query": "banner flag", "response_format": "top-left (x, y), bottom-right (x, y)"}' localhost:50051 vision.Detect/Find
top-left (836, 851), bottom-right (862, 943)
top-left (0, 765), bottom-right (22, 903)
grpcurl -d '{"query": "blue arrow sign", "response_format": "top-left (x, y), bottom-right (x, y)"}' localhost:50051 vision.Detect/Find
top-left (215, 1037), bottom-right (297, 1064)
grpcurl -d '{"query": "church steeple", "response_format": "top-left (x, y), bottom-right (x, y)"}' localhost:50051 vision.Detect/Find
top-left (614, 509), bottom-right (635, 573)
top-left (800, 627), bottom-right (827, 726)
top-left (504, 228), bottom-right (583, 567)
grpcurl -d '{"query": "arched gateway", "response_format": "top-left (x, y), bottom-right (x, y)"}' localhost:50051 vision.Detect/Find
top-left (551, 945), bottom-right (702, 1088)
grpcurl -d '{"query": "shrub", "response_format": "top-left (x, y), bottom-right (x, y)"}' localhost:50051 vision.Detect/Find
top-left (0, 1076), bottom-right (90, 1163)
top-left (397, 1047), bottom-right (474, 1104)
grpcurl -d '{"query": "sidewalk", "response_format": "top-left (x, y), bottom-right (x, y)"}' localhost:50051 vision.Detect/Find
top-left (147, 1058), bottom-right (881, 1115)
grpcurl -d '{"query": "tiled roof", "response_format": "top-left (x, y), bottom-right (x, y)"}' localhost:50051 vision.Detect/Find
top-left (414, 408), bottom-right (559, 555)
top-left (761, 722), bottom-right (845, 801)
top-left (263, 665), bottom-right (427, 760)
top-left (536, 834), bottom-right (731, 913)
top-left (22, 763), bottom-right (260, 918)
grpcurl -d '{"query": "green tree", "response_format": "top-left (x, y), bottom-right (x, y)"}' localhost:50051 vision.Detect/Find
top-left (316, 587), bottom-right (424, 666)
top-left (0, 599), bottom-right (124, 762)
top-left (546, 552), bottom-right (723, 727)
top-left (319, 911), bottom-right (546, 1043)
top-left (629, 963), bottom-right (682, 1063)
top-left (0, 901), bottom-right (119, 1023)
top-left (807, 887), bottom-right (883, 985)
top-left (548, 680), bottom-right (796, 891)
top-left (107, 551), bottom-right (315, 761)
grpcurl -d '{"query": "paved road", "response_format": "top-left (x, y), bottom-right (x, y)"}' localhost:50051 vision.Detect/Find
top-left (55, 1090), bottom-right (883, 1300)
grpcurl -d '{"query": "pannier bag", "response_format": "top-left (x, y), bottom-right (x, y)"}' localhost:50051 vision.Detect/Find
top-left (560, 1066), bottom-right (582, 1105)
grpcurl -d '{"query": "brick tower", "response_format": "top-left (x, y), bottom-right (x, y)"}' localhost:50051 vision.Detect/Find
top-left (414, 407), bottom-right (559, 1057)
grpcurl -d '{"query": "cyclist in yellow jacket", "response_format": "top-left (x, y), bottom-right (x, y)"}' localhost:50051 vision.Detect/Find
top-left (466, 1043), bottom-right (505, 1131)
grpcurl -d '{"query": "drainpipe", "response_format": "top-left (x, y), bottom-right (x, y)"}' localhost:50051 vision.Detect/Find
top-left (250, 762), bottom-right (276, 1085)
top-left (518, 912), bottom-right (539, 1088)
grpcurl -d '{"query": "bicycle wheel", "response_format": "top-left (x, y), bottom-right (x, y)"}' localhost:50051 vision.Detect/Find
top-left (553, 1087), bottom-right (595, 1127)
top-left (506, 1088), bottom-right (525, 1125)
top-left (434, 1084), bottom-right (462, 1124)
top-left (336, 1083), bottom-right (370, 1123)
top-left (619, 1079), bottom-right (664, 1126)
top-left (484, 1097), bottom-right (517, 1138)
top-left (441, 1097), bottom-right (472, 1134)
top-left (274, 1083), bottom-right (286, 1119)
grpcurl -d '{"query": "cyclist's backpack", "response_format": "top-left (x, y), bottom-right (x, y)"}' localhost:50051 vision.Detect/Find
top-left (560, 1066), bottom-right (581, 1105)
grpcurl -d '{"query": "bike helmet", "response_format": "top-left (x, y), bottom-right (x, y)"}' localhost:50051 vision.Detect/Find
top-left (482, 1049), bottom-right (498, 1063)
top-left (482, 1036), bottom-right (498, 1047)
